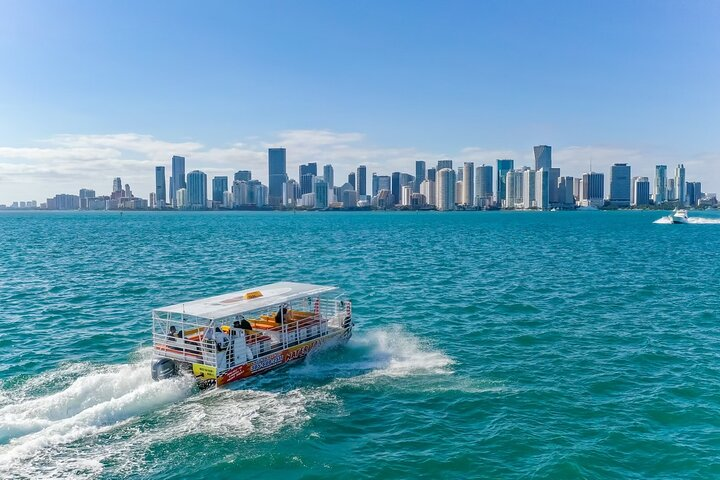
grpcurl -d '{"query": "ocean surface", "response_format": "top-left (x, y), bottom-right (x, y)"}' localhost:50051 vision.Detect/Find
top-left (1, 209), bottom-right (719, 479)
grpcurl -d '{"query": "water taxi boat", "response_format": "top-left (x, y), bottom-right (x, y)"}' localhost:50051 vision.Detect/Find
top-left (150, 282), bottom-right (353, 388)
top-left (668, 209), bottom-right (689, 224)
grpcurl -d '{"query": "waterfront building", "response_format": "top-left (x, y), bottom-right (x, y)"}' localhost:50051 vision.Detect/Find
top-left (323, 164), bottom-right (334, 189)
top-left (401, 185), bottom-right (412, 206)
top-left (149, 192), bottom-right (156, 209)
top-left (46, 194), bottom-right (80, 210)
top-left (232, 180), bottom-right (249, 207)
top-left (496, 159), bottom-right (514, 207)
top-left (187, 170), bottom-right (207, 209)
top-left (667, 178), bottom-right (676, 201)
top-left (558, 176), bottom-right (575, 207)
top-left (371, 173), bottom-right (379, 197)
top-left (533, 145), bottom-right (552, 171)
top-left (410, 193), bottom-right (427, 208)
top-left (372, 189), bottom-right (393, 209)
top-left (348, 172), bottom-right (356, 190)
top-left (415, 161), bottom-right (426, 192)
top-left (314, 179), bottom-right (329, 209)
top-left (675, 164), bottom-right (686, 206)
top-left (399, 173), bottom-right (415, 190)
top-left (437, 159), bottom-right (453, 171)
top-left (580, 172), bottom-right (605, 207)
top-left (356, 165), bottom-right (367, 196)
top-left (391, 172), bottom-right (401, 206)
top-left (522, 169), bottom-right (536, 209)
top-left (113, 177), bottom-right (122, 194)
top-left (549, 168), bottom-right (560, 205)
top-left (474, 164), bottom-right (493, 207)
top-left (176, 188), bottom-right (187, 208)
top-left (170, 155), bottom-right (186, 207)
top-left (222, 191), bottom-right (232, 208)
top-left (631, 176), bottom-right (650, 206)
top-left (535, 168), bottom-right (549, 210)
top-left (686, 181), bottom-right (702, 207)
top-left (573, 177), bottom-right (581, 200)
top-left (654, 165), bottom-right (667, 204)
top-left (301, 193), bottom-right (316, 208)
top-left (436, 168), bottom-right (456, 211)
top-left (234, 170), bottom-right (252, 182)
top-left (427, 167), bottom-right (437, 183)
top-left (255, 184), bottom-right (268, 207)
top-left (505, 170), bottom-right (523, 208)
top-left (212, 176), bottom-right (228, 204)
top-left (376, 175), bottom-right (391, 193)
top-left (456, 181), bottom-right (462, 205)
top-left (283, 179), bottom-right (299, 207)
top-left (420, 179), bottom-right (435, 206)
top-left (299, 163), bottom-right (317, 195)
top-left (155, 166), bottom-right (166, 206)
top-left (79, 188), bottom-right (95, 210)
top-left (268, 148), bottom-right (288, 207)
top-left (342, 189), bottom-right (358, 208)
top-left (461, 162), bottom-right (474, 206)
top-left (609, 163), bottom-right (631, 207)
top-left (124, 184), bottom-right (132, 198)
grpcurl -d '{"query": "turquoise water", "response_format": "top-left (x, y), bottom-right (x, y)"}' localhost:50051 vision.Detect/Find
top-left (1, 210), bottom-right (720, 479)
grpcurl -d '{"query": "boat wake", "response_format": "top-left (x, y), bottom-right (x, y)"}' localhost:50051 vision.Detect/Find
top-left (0, 328), bottom-right (457, 478)
top-left (654, 216), bottom-right (720, 224)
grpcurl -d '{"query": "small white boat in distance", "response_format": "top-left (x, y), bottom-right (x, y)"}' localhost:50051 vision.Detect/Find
top-left (669, 209), bottom-right (689, 224)
top-left (150, 282), bottom-right (353, 388)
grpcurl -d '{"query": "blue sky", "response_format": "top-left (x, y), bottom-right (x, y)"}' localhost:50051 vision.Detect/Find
top-left (0, 0), bottom-right (718, 202)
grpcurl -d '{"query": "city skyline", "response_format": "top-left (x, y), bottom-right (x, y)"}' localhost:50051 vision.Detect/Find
top-left (1, 1), bottom-right (719, 203)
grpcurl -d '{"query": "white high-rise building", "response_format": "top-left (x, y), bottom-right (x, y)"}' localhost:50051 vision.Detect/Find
top-left (420, 179), bottom-right (436, 206)
top-left (401, 185), bottom-right (412, 206)
top-left (675, 164), bottom-right (686, 206)
top-left (505, 170), bottom-right (524, 208)
top-left (461, 162), bottom-right (474, 206)
top-left (474, 164), bottom-right (493, 207)
top-left (436, 168), bottom-right (456, 211)
top-left (176, 188), bottom-right (187, 208)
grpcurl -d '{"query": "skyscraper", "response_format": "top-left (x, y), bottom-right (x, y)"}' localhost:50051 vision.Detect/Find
top-left (533, 145), bottom-right (552, 171)
top-left (268, 148), bottom-right (287, 207)
top-left (675, 164), bottom-right (686, 206)
top-left (348, 172), bottom-right (356, 190)
top-left (436, 168), bottom-right (456, 211)
top-left (505, 170), bottom-right (524, 208)
top-left (356, 165), bottom-right (367, 196)
top-left (212, 176), bottom-right (228, 204)
top-left (654, 165), bottom-right (667, 204)
top-left (609, 163), bottom-right (631, 207)
top-left (414, 161), bottom-right (426, 193)
top-left (314, 179), bottom-right (329, 209)
top-left (171, 155), bottom-right (186, 207)
top-left (581, 172), bottom-right (605, 207)
top-left (496, 159), bottom-right (514, 207)
top-left (631, 176), bottom-right (650, 206)
top-left (299, 163), bottom-right (317, 195)
top-left (535, 168), bottom-right (549, 210)
top-left (234, 170), bottom-right (252, 182)
top-left (474, 164), bottom-right (493, 206)
top-left (437, 159), bottom-right (453, 171)
top-left (558, 176), bottom-right (575, 207)
top-left (427, 167), bottom-right (437, 183)
top-left (522, 170), bottom-right (536, 209)
top-left (391, 172), bottom-right (401, 205)
top-left (155, 167), bottom-right (166, 206)
top-left (461, 162), bottom-right (474, 206)
top-left (323, 164), bottom-right (334, 189)
top-left (112, 177), bottom-right (122, 193)
top-left (420, 179), bottom-right (435, 206)
top-left (186, 170), bottom-right (207, 209)
top-left (686, 181), bottom-right (701, 207)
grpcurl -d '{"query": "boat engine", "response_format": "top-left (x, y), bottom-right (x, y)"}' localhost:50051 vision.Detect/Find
top-left (151, 357), bottom-right (178, 381)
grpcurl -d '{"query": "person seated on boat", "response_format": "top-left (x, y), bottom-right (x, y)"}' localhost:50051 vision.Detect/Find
top-left (167, 326), bottom-right (178, 341)
top-left (240, 318), bottom-right (253, 330)
top-left (275, 304), bottom-right (289, 324)
top-left (214, 326), bottom-right (230, 351)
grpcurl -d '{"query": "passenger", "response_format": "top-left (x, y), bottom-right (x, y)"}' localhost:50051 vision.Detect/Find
top-left (240, 318), bottom-right (253, 330)
top-left (168, 326), bottom-right (178, 341)
top-left (214, 326), bottom-right (230, 351)
top-left (275, 304), bottom-right (289, 324)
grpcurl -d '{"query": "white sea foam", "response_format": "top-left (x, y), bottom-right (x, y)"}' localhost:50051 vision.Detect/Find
top-left (654, 215), bottom-right (720, 224)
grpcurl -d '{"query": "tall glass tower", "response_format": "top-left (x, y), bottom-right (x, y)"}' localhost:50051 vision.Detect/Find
top-left (496, 159), bottom-right (515, 207)
top-left (675, 164), bottom-right (686, 206)
top-left (609, 163), bottom-right (631, 206)
top-left (323, 164), bottom-right (334, 189)
top-left (414, 161), bottom-right (426, 193)
top-left (268, 148), bottom-right (287, 206)
top-left (186, 170), bottom-right (207, 209)
top-left (356, 165), bottom-right (367, 196)
top-left (171, 155), bottom-right (186, 207)
top-left (654, 165), bottom-right (667, 204)
top-left (533, 145), bottom-right (552, 171)
top-left (155, 166), bottom-right (166, 206)
top-left (212, 176), bottom-right (228, 203)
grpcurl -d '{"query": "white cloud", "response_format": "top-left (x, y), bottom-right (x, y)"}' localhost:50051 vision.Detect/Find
top-left (0, 131), bottom-right (718, 204)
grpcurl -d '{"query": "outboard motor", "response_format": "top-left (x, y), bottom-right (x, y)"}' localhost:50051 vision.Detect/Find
top-left (151, 358), bottom-right (178, 381)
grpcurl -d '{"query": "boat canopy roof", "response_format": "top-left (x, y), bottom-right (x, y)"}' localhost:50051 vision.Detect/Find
top-left (153, 282), bottom-right (339, 321)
